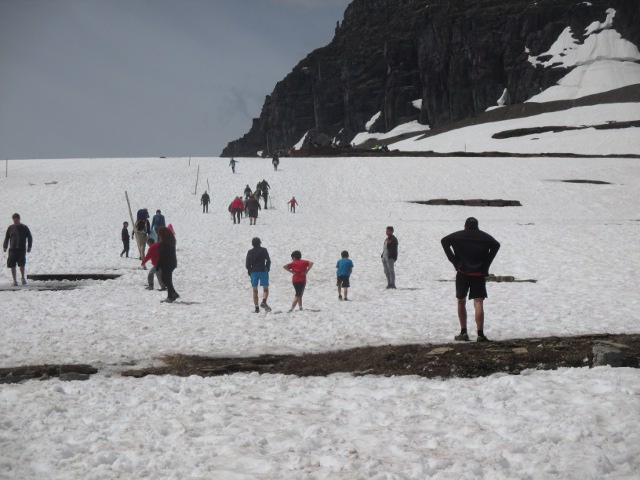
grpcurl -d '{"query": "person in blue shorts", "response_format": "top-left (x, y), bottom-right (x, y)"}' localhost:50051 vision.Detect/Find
top-left (246, 237), bottom-right (271, 312)
top-left (336, 250), bottom-right (354, 301)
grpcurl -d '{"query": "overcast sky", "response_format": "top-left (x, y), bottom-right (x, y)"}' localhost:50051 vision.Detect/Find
top-left (0, 0), bottom-right (350, 159)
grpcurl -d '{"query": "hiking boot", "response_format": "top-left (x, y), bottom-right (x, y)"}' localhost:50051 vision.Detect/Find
top-left (477, 334), bottom-right (491, 342)
top-left (287, 308), bottom-right (294, 313)
top-left (158, 287), bottom-right (167, 291)
top-left (339, 295), bottom-right (343, 300)
top-left (454, 332), bottom-right (470, 342)
top-left (254, 306), bottom-right (260, 313)
top-left (260, 300), bottom-right (271, 312)
top-left (145, 286), bottom-right (154, 290)
top-left (21, 277), bottom-right (27, 286)
top-left (162, 297), bottom-right (175, 303)
top-left (13, 281), bottom-right (19, 287)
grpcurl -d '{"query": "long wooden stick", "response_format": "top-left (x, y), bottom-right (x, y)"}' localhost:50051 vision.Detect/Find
top-left (194, 165), bottom-right (200, 194)
top-left (125, 191), bottom-right (144, 261)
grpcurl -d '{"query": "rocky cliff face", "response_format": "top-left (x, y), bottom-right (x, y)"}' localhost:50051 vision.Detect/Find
top-left (222, 0), bottom-right (640, 156)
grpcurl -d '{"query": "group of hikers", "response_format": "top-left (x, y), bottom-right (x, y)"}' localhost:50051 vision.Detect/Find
top-left (120, 208), bottom-right (180, 303)
top-left (240, 218), bottom-right (500, 343)
top-left (5, 206), bottom-right (500, 340)
top-left (227, 179), bottom-right (273, 225)
top-left (227, 155), bottom-right (280, 174)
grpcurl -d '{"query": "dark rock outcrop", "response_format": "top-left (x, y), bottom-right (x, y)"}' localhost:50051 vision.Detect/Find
top-left (222, 0), bottom-right (640, 156)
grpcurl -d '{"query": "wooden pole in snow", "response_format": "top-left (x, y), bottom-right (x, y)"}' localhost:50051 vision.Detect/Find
top-left (125, 191), bottom-right (144, 261)
top-left (194, 165), bottom-right (200, 195)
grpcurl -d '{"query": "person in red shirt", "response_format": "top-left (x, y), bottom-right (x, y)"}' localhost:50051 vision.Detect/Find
top-left (229, 196), bottom-right (245, 224)
top-left (283, 250), bottom-right (314, 312)
top-left (287, 196), bottom-right (298, 213)
top-left (141, 238), bottom-right (166, 291)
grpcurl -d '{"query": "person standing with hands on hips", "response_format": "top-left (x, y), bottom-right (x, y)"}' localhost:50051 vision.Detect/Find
top-left (441, 217), bottom-right (500, 342)
top-left (382, 226), bottom-right (398, 289)
top-left (284, 251), bottom-right (313, 312)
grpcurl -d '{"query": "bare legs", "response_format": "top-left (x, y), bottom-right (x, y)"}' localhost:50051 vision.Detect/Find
top-left (253, 286), bottom-right (269, 308)
top-left (457, 297), bottom-right (484, 332)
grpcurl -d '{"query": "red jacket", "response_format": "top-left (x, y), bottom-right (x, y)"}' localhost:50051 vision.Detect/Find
top-left (230, 197), bottom-right (244, 211)
top-left (142, 242), bottom-right (159, 266)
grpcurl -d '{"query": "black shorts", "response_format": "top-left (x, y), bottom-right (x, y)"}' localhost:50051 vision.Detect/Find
top-left (293, 282), bottom-right (306, 297)
top-left (455, 273), bottom-right (487, 300)
top-left (337, 276), bottom-right (350, 288)
top-left (7, 249), bottom-right (26, 268)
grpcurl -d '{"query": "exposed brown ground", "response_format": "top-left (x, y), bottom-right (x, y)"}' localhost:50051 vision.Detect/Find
top-left (2, 334), bottom-right (638, 383)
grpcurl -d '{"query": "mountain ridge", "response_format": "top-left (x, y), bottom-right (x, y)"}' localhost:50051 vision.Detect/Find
top-left (222, 0), bottom-right (640, 157)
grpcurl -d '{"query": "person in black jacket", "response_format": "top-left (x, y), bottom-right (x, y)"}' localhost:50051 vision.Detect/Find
top-left (381, 226), bottom-right (398, 288)
top-left (201, 191), bottom-right (210, 213)
top-left (246, 237), bottom-right (271, 313)
top-left (156, 226), bottom-right (179, 303)
top-left (120, 221), bottom-right (130, 258)
top-left (3, 213), bottom-right (33, 286)
top-left (441, 217), bottom-right (500, 342)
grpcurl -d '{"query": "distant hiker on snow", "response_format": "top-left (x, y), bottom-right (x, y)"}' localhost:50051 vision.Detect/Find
top-left (120, 221), bottom-right (130, 258)
top-left (246, 194), bottom-right (261, 225)
top-left (201, 191), bottom-right (211, 213)
top-left (441, 217), bottom-right (500, 343)
top-left (151, 209), bottom-right (165, 242)
top-left (133, 209), bottom-right (151, 259)
top-left (382, 226), bottom-right (398, 289)
top-left (156, 226), bottom-right (179, 303)
top-left (3, 213), bottom-right (33, 287)
top-left (284, 250), bottom-right (313, 313)
top-left (246, 237), bottom-right (271, 313)
top-left (272, 155), bottom-right (279, 171)
top-left (229, 157), bottom-right (237, 173)
top-left (229, 196), bottom-right (245, 224)
top-left (260, 179), bottom-right (271, 209)
top-left (142, 238), bottom-right (166, 291)
top-left (287, 196), bottom-right (298, 213)
top-left (244, 184), bottom-right (253, 199)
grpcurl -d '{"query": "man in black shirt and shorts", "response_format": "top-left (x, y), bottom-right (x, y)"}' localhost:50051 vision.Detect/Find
top-left (441, 217), bottom-right (500, 342)
top-left (3, 213), bottom-right (33, 287)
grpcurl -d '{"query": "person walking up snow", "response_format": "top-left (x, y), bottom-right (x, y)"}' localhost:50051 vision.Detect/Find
top-left (288, 196), bottom-right (298, 213)
top-left (120, 221), bottom-right (130, 258)
top-left (201, 191), bottom-right (211, 213)
top-left (246, 237), bottom-right (271, 313)
top-left (156, 226), bottom-right (179, 303)
top-left (229, 157), bottom-right (237, 173)
top-left (132, 215), bottom-right (151, 259)
top-left (141, 238), bottom-right (166, 291)
top-left (229, 196), bottom-right (244, 224)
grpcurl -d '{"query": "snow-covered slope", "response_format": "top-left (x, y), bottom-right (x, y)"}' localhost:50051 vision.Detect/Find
top-left (527, 9), bottom-right (640, 102)
top-left (1, 153), bottom-right (640, 478)
top-left (389, 103), bottom-right (640, 154)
